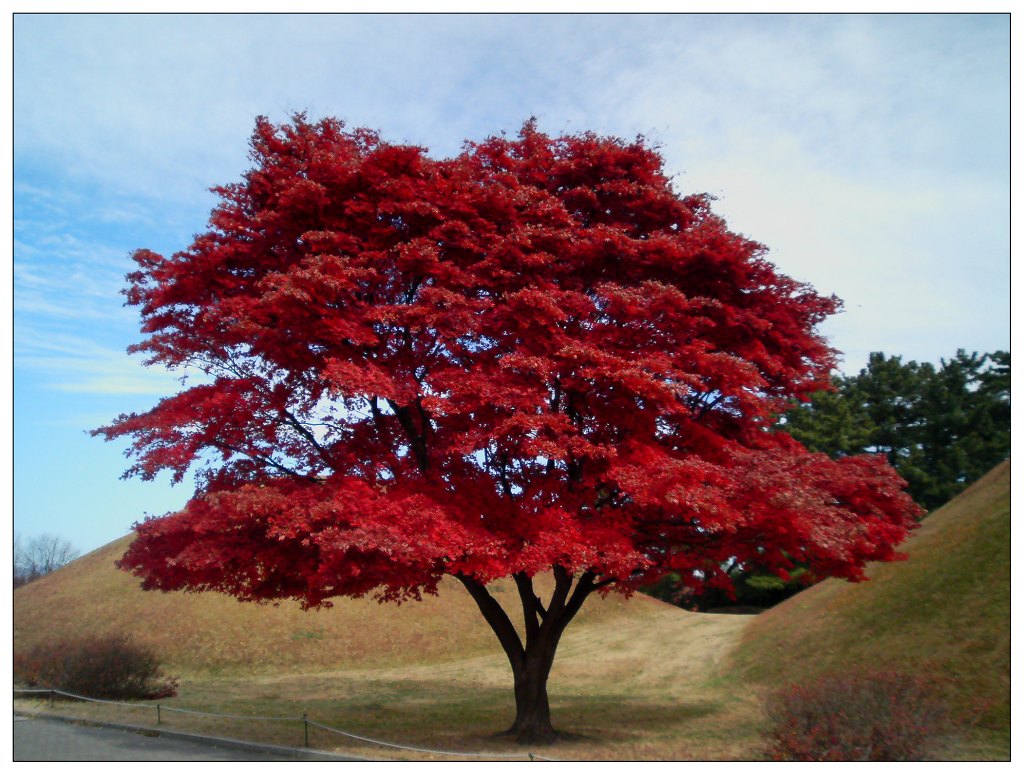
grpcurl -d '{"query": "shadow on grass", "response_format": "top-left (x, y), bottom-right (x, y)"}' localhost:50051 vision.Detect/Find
top-left (292, 680), bottom-right (725, 751)
top-left (20, 675), bottom-right (748, 759)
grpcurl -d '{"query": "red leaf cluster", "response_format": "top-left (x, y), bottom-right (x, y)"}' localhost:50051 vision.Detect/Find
top-left (96, 115), bottom-right (921, 607)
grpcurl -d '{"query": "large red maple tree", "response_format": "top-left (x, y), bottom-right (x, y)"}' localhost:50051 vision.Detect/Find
top-left (96, 116), bottom-right (920, 744)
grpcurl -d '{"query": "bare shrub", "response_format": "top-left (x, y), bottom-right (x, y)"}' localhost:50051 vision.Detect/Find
top-left (762, 670), bottom-right (953, 761)
top-left (14, 634), bottom-right (178, 700)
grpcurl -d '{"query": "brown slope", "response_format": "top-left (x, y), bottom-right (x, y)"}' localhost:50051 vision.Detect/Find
top-left (13, 535), bottom-right (673, 676)
top-left (729, 459), bottom-right (1010, 745)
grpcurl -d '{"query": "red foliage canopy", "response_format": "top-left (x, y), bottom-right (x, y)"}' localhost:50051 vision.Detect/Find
top-left (97, 116), bottom-right (921, 609)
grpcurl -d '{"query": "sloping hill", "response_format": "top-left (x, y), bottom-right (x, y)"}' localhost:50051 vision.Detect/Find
top-left (15, 463), bottom-right (1008, 758)
top-left (15, 533), bottom-right (762, 759)
top-left (730, 459), bottom-right (1010, 750)
top-left (14, 534), bottom-right (673, 675)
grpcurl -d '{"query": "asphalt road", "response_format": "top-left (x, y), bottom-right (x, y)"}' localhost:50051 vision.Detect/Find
top-left (13, 716), bottom-right (328, 761)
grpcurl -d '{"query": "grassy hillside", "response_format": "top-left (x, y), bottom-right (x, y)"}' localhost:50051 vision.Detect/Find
top-left (14, 462), bottom-right (1009, 758)
top-left (729, 459), bottom-right (1010, 754)
top-left (14, 538), bottom-right (759, 759)
top-left (14, 535), bottom-right (669, 675)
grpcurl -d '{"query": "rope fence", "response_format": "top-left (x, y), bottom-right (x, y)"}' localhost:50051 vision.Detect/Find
top-left (13, 687), bottom-right (557, 761)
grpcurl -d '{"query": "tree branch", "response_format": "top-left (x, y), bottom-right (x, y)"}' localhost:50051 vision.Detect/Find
top-left (544, 564), bottom-right (575, 623)
top-left (455, 573), bottom-right (525, 674)
top-left (513, 572), bottom-right (547, 646)
top-left (526, 565), bottom-right (597, 653)
top-left (498, 451), bottom-right (513, 497)
top-left (385, 398), bottom-right (429, 472)
top-left (212, 441), bottom-right (319, 482)
top-left (281, 410), bottom-right (336, 470)
top-left (562, 571), bottom-right (598, 624)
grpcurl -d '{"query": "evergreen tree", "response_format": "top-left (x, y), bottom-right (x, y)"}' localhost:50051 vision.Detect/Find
top-left (783, 350), bottom-right (1010, 511)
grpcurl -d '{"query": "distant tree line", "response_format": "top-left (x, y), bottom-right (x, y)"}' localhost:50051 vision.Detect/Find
top-left (783, 349), bottom-right (1009, 511)
top-left (647, 349), bottom-right (1010, 612)
top-left (14, 533), bottom-right (79, 587)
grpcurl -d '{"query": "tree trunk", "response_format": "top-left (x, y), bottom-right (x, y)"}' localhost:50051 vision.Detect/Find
top-left (456, 567), bottom-right (603, 746)
top-left (509, 636), bottom-right (558, 743)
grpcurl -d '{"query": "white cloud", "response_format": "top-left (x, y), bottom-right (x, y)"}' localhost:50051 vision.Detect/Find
top-left (14, 242), bottom-right (133, 326)
top-left (13, 15), bottom-right (1008, 377)
top-left (586, 15), bottom-right (1009, 370)
top-left (10, 12), bottom-right (1011, 556)
top-left (48, 373), bottom-right (182, 396)
top-left (15, 328), bottom-right (184, 396)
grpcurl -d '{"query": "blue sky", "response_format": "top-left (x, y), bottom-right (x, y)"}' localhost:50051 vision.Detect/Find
top-left (13, 13), bottom-right (1010, 555)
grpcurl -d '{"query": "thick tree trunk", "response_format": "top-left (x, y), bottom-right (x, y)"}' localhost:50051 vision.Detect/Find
top-left (456, 567), bottom-right (603, 745)
top-left (508, 635), bottom-right (559, 743)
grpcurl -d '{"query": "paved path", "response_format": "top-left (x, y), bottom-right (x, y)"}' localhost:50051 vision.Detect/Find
top-left (13, 716), bottom-right (332, 761)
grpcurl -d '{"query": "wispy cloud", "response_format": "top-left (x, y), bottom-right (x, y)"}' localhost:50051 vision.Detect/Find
top-left (49, 373), bottom-right (182, 396)
top-left (589, 15), bottom-right (1009, 369)
top-left (14, 241), bottom-right (133, 328)
top-left (15, 329), bottom-right (183, 396)
top-left (11, 13), bottom-right (1009, 555)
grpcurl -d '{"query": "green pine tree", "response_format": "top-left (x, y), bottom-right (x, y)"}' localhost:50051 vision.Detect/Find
top-left (782, 350), bottom-right (1010, 512)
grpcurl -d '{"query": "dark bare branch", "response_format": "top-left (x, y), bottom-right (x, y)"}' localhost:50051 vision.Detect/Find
top-left (455, 573), bottom-right (525, 674)
top-left (281, 409), bottom-right (336, 470)
top-left (498, 452), bottom-right (513, 497)
top-left (213, 441), bottom-right (319, 482)
top-left (513, 572), bottom-right (547, 644)
top-left (561, 571), bottom-right (598, 625)
top-left (385, 398), bottom-right (429, 472)
top-left (545, 564), bottom-right (574, 623)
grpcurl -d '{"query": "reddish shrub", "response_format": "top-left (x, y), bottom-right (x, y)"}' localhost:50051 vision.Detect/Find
top-left (762, 670), bottom-right (952, 761)
top-left (14, 634), bottom-right (178, 700)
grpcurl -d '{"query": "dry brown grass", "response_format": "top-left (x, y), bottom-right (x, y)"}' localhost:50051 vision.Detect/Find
top-left (730, 460), bottom-right (1011, 760)
top-left (16, 607), bottom-right (760, 759)
top-left (14, 540), bottom-right (760, 759)
top-left (14, 539), bottom-right (666, 675)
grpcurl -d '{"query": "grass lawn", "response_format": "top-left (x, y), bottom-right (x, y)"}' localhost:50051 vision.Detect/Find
top-left (16, 607), bottom-right (763, 761)
top-left (15, 463), bottom-right (1010, 760)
